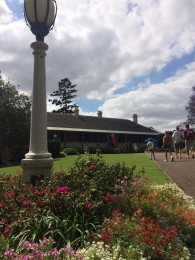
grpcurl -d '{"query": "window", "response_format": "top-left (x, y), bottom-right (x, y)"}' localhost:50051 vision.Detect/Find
top-left (83, 132), bottom-right (97, 142)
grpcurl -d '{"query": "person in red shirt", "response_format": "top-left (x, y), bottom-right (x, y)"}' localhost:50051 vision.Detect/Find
top-left (183, 124), bottom-right (194, 158)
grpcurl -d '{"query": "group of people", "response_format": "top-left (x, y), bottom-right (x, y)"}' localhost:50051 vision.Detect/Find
top-left (147, 124), bottom-right (195, 162)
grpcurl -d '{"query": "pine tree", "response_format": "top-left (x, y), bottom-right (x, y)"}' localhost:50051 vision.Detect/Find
top-left (185, 86), bottom-right (195, 125)
top-left (49, 78), bottom-right (77, 114)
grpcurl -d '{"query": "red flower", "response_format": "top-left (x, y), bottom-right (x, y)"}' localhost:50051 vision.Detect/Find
top-left (102, 193), bottom-right (115, 202)
top-left (0, 203), bottom-right (4, 208)
top-left (5, 191), bottom-right (15, 199)
top-left (90, 163), bottom-right (96, 170)
top-left (35, 199), bottom-right (41, 206)
top-left (1, 218), bottom-right (6, 225)
top-left (99, 232), bottom-right (113, 242)
top-left (3, 225), bottom-right (12, 238)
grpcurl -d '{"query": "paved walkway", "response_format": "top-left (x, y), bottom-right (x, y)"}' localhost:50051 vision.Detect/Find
top-left (152, 152), bottom-right (195, 199)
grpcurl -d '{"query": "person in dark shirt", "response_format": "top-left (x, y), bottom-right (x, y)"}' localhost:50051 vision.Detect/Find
top-left (162, 131), bottom-right (174, 162)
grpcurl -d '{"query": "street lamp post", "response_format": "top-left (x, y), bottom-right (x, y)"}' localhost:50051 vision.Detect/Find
top-left (21, 0), bottom-right (57, 185)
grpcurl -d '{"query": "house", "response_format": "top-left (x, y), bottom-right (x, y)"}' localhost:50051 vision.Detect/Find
top-left (47, 109), bottom-right (158, 152)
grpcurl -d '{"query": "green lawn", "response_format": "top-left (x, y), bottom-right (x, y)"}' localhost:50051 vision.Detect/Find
top-left (0, 153), bottom-right (170, 185)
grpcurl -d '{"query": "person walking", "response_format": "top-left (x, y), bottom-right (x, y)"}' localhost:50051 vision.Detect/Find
top-left (190, 131), bottom-right (195, 159)
top-left (147, 138), bottom-right (155, 160)
top-left (162, 131), bottom-right (174, 162)
top-left (184, 124), bottom-right (194, 158)
top-left (172, 126), bottom-right (184, 159)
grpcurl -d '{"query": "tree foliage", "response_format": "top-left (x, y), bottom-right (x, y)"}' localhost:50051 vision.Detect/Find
top-left (186, 86), bottom-right (195, 125)
top-left (0, 73), bottom-right (31, 150)
top-left (49, 78), bottom-right (77, 114)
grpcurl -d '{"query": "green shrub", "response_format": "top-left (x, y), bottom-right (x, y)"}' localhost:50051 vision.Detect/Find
top-left (99, 147), bottom-right (114, 154)
top-left (60, 151), bottom-right (66, 157)
top-left (63, 148), bottom-right (79, 155)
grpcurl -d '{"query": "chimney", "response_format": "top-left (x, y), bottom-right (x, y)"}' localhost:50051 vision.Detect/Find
top-left (97, 110), bottom-right (102, 118)
top-left (74, 106), bottom-right (79, 116)
top-left (133, 114), bottom-right (138, 123)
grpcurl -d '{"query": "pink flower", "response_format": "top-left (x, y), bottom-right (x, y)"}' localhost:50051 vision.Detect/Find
top-left (23, 200), bottom-right (30, 206)
top-left (56, 186), bottom-right (70, 195)
top-left (0, 203), bottom-right (4, 208)
top-left (4, 249), bottom-right (17, 258)
top-left (34, 190), bottom-right (44, 196)
top-left (28, 184), bottom-right (33, 190)
top-left (85, 203), bottom-right (93, 210)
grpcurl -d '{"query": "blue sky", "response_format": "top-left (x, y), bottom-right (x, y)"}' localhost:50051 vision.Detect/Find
top-left (80, 52), bottom-right (195, 113)
top-left (1, 0), bottom-right (195, 132)
top-left (5, 0), bottom-right (23, 19)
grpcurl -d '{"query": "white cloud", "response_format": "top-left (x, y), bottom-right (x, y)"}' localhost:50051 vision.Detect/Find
top-left (0, 0), bottom-right (13, 23)
top-left (0, 0), bottom-right (195, 132)
top-left (100, 62), bottom-right (195, 132)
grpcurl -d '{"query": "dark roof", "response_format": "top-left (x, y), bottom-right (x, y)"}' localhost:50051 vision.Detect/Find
top-left (47, 113), bottom-right (158, 135)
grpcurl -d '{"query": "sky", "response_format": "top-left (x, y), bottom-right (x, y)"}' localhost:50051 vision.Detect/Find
top-left (0, 0), bottom-right (195, 133)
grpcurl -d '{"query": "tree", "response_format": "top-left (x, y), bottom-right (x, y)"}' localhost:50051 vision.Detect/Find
top-left (49, 78), bottom-right (77, 114)
top-left (185, 86), bottom-right (195, 125)
top-left (0, 73), bottom-right (31, 151)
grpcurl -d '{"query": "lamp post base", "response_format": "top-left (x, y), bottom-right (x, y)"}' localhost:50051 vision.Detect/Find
top-left (21, 158), bottom-right (53, 185)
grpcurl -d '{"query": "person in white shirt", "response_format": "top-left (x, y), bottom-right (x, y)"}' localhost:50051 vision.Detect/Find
top-left (147, 138), bottom-right (155, 160)
top-left (172, 126), bottom-right (184, 159)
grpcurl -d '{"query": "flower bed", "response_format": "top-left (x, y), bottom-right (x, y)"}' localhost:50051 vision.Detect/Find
top-left (0, 152), bottom-right (195, 259)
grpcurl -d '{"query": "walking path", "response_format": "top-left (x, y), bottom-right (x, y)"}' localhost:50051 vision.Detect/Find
top-left (153, 152), bottom-right (195, 199)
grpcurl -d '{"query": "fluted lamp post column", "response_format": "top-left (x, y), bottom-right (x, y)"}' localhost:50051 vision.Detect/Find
top-left (21, 0), bottom-right (57, 185)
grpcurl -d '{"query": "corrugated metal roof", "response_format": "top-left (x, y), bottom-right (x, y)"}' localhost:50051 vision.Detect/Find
top-left (47, 113), bottom-right (158, 135)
